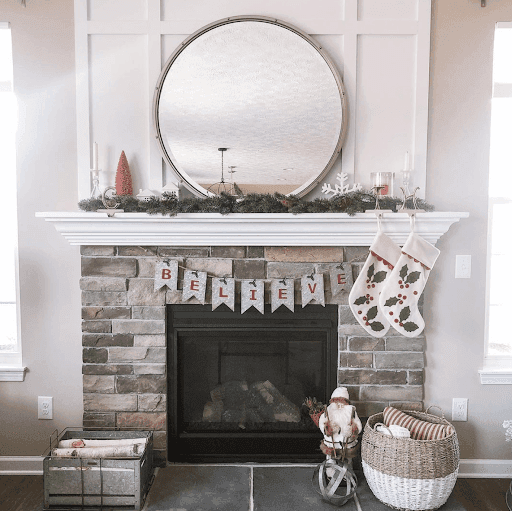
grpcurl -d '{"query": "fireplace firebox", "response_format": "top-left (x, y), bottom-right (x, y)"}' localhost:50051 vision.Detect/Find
top-left (167, 304), bottom-right (339, 462)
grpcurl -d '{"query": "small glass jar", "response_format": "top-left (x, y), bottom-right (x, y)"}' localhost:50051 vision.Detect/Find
top-left (371, 172), bottom-right (394, 196)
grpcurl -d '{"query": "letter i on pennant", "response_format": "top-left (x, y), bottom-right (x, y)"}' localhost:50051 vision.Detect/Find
top-left (241, 279), bottom-right (265, 314)
top-left (212, 277), bottom-right (235, 311)
top-left (301, 273), bottom-right (325, 308)
top-left (154, 260), bottom-right (179, 291)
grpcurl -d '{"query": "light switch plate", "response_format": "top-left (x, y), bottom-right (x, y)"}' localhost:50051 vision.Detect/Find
top-left (455, 255), bottom-right (471, 279)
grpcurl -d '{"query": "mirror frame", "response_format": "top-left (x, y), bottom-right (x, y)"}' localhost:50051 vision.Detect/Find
top-left (153, 15), bottom-right (348, 198)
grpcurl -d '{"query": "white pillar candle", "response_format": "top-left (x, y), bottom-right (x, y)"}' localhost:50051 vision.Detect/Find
top-left (93, 142), bottom-right (98, 170)
top-left (404, 151), bottom-right (410, 171)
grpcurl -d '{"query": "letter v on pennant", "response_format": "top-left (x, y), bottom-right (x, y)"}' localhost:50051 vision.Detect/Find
top-left (301, 274), bottom-right (325, 308)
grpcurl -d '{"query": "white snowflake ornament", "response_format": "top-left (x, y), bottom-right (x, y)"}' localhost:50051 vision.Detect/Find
top-left (322, 172), bottom-right (362, 198)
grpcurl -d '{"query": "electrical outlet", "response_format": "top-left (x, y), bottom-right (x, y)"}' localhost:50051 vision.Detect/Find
top-left (452, 398), bottom-right (468, 421)
top-left (455, 255), bottom-right (471, 278)
top-left (38, 396), bottom-right (53, 420)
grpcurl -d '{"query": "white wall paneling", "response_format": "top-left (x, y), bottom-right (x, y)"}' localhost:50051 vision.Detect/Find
top-left (160, 0), bottom-right (346, 25)
top-left (88, 34), bottom-right (149, 193)
top-left (88, 0), bottom-right (149, 21)
top-left (75, 0), bottom-right (431, 200)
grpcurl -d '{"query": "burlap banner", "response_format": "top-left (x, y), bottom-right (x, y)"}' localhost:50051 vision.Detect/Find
top-left (271, 278), bottom-right (294, 313)
top-left (182, 270), bottom-right (207, 304)
top-left (301, 273), bottom-right (325, 308)
top-left (154, 261), bottom-right (356, 312)
top-left (154, 259), bottom-right (178, 291)
top-left (211, 277), bottom-right (235, 311)
top-left (241, 279), bottom-right (265, 314)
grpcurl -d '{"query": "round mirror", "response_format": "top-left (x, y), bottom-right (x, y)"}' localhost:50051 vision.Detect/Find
top-left (153, 15), bottom-right (347, 197)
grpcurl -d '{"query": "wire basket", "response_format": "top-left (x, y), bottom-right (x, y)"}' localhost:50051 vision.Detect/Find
top-left (361, 408), bottom-right (459, 511)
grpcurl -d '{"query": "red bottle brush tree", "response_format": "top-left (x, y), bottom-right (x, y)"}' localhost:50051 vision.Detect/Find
top-left (115, 151), bottom-right (133, 195)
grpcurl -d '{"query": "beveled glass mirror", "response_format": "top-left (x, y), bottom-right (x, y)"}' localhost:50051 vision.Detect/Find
top-left (153, 15), bottom-right (347, 197)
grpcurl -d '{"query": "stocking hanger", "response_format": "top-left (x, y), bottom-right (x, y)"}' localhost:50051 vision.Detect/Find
top-left (367, 185), bottom-right (426, 233)
top-left (368, 186), bottom-right (393, 231)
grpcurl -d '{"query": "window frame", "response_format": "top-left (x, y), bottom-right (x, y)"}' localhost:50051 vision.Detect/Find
top-left (480, 22), bottom-right (512, 384)
top-left (0, 21), bottom-right (25, 381)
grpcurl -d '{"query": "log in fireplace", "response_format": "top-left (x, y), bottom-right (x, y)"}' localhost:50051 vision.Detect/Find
top-left (167, 304), bottom-right (339, 463)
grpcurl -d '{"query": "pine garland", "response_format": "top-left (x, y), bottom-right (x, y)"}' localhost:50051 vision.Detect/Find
top-left (78, 190), bottom-right (435, 216)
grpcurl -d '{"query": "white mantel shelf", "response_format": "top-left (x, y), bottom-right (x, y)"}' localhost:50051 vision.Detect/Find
top-left (36, 211), bottom-right (469, 246)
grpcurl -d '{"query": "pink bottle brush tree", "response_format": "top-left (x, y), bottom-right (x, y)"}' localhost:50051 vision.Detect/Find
top-left (115, 151), bottom-right (133, 196)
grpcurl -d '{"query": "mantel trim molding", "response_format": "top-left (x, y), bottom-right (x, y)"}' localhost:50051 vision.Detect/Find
top-left (36, 211), bottom-right (469, 246)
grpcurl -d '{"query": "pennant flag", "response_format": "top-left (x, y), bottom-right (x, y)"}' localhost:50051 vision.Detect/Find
top-left (330, 262), bottom-right (353, 297)
top-left (182, 270), bottom-right (207, 304)
top-left (154, 259), bottom-right (179, 291)
top-left (271, 278), bottom-right (294, 313)
top-left (241, 279), bottom-right (265, 314)
top-left (212, 277), bottom-right (235, 311)
top-left (301, 273), bottom-right (325, 308)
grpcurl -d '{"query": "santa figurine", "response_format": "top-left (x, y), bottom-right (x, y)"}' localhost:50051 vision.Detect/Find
top-left (305, 387), bottom-right (362, 462)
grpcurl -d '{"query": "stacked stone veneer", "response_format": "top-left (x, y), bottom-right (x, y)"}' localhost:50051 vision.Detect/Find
top-left (81, 245), bottom-right (424, 466)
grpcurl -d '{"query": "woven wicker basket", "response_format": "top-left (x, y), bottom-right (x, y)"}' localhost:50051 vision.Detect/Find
top-left (362, 408), bottom-right (459, 511)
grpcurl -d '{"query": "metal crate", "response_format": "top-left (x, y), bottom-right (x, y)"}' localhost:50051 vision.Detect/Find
top-left (43, 429), bottom-right (154, 510)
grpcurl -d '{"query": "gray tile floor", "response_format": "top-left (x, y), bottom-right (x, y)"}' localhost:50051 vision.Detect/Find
top-left (143, 464), bottom-right (467, 511)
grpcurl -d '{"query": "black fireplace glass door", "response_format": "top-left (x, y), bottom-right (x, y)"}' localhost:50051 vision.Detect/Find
top-left (168, 305), bottom-right (338, 462)
top-left (179, 330), bottom-right (325, 433)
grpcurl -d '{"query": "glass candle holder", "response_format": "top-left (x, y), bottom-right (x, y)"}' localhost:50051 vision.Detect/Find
top-left (90, 169), bottom-right (102, 199)
top-left (371, 172), bottom-right (394, 196)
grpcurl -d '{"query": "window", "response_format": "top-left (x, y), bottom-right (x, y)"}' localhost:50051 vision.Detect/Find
top-left (0, 22), bottom-right (24, 380)
top-left (482, 23), bottom-right (512, 382)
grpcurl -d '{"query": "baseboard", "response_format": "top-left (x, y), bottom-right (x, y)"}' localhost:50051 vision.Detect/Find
top-left (458, 459), bottom-right (512, 478)
top-left (0, 456), bottom-right (43, 475)
top-left (1, 456), bottom-right (511, 478)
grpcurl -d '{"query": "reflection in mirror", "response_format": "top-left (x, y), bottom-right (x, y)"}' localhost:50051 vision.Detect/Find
top-left (154, 16), bottom-right (347, 197)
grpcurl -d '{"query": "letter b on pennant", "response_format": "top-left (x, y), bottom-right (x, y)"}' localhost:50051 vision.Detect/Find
top-left (154, 260), bottom-right (179, 291)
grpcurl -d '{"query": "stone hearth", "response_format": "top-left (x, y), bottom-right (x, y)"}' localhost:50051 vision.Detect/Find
top-left (80, 244), bottom-right (425, 466)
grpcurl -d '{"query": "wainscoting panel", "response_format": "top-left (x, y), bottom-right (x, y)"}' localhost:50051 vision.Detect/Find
top-left (74, 0), bottom-right (432, 199)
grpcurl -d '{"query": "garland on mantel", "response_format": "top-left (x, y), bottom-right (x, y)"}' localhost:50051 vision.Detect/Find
top-left (78, 190), bottom-right (434, 216)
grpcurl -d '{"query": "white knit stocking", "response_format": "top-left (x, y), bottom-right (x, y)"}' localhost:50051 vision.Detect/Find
top-left (378, 232), bottom-right (440, 337)
top-left (348, 232), bottom-right (402, 337)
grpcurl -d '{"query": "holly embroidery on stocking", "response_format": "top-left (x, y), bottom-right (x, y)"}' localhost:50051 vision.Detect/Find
top-left (352, 259), bottom-right (391, 332)
top-left (365, 262), bottom-right (387, 289)
top-left (353, 299), bottom-right (385, 332)
top-left (382, 264), bottom-right (422, 332)
top-left (398, 263), bottom-right (421, 287)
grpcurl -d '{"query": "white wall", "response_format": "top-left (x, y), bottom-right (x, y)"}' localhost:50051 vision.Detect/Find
top-left (425, 0), bottom-right (512, 459)
top-left (0, 1), bottom-right (82, 455)
top-left (1, 0), bottom-right (512, 460)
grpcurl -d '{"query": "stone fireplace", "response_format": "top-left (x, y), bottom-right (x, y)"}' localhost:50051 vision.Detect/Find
top-left (80, 244), bottom-right (425, 466)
